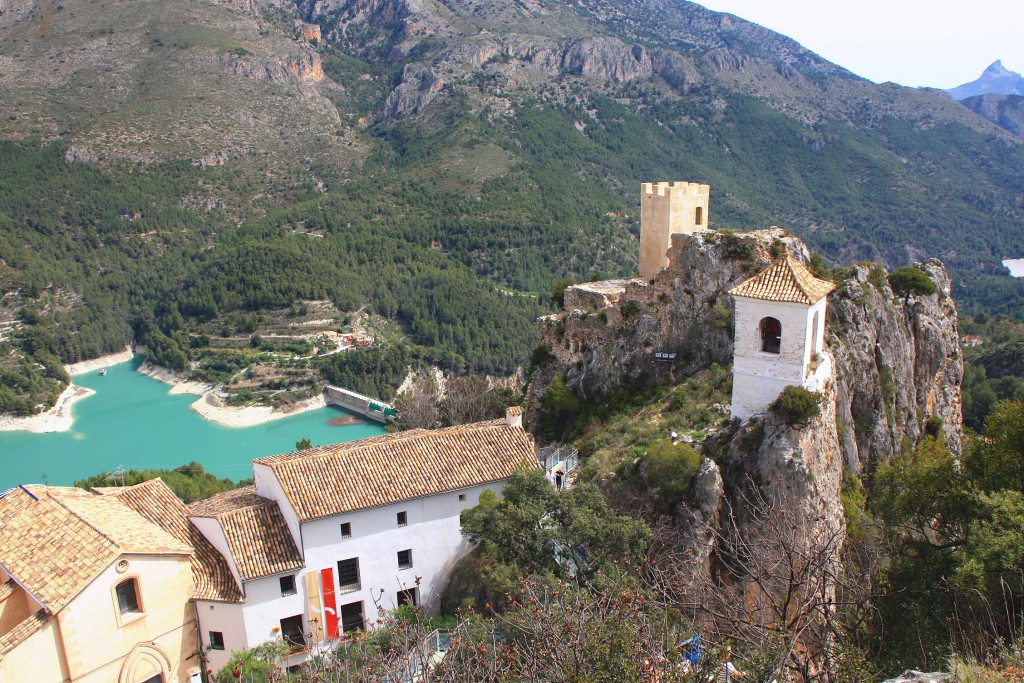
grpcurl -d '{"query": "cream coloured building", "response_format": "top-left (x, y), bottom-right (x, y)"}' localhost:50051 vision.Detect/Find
top-left (0, 484), bottom-right (203, 683)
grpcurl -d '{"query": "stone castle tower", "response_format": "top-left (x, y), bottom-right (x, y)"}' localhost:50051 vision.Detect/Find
top-left (728, 254), bottom-right (836, 421)
top-left (639, 181), bottom-right (711, 279)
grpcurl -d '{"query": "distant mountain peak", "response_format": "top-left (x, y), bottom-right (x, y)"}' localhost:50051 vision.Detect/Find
top-left (947, 60), bottom-right (1024, 100)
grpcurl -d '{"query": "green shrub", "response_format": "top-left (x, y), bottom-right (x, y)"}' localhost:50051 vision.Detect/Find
top-left (888, 266), bottom-right (936, 298)
top-left (770, 386), bottom-right (822, 423)
top-left (643, 439), bottom-right (702, 507)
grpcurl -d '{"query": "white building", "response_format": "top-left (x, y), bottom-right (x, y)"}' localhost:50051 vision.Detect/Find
top-left (177, 413), bottom-right (536, 672)
top-left (729, 254), bottom-right (836, 421)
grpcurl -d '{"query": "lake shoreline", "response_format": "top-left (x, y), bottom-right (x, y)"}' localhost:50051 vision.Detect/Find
top-left (1, 352), bottom-right (333, 433)
top-left (136, 360), bottom-right (329, 429)
top-left (0, 383), bottom-right (96, 433)
top-left (65, 346), bottom-right (135, 376)
top-left (0, 346), bottom-right (137, 433)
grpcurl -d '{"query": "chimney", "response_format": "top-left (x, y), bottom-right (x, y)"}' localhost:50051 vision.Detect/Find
top-left (505, 406), bottom-right (523, 428)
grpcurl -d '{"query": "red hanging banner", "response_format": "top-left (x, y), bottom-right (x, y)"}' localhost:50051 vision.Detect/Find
top-left (321, 567), bottom-right (340, 639)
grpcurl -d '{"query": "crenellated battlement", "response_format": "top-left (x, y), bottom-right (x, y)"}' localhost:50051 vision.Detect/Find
top-left (641, 181), bottom-right (710, 198)
top-left (639, 180), bottom-right (711, 278)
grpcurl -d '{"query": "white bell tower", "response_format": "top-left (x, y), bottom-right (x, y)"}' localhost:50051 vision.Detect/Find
top-left (729, 255), bottom-right (835, 421)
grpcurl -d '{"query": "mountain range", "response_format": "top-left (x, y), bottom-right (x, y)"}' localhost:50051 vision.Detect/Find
top-left (946, 60), bottom-right (1024, 100)
top-left (2, 0), bottom-right (1024, 408)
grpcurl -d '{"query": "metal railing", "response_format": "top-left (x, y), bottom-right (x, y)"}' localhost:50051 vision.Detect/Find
top-left (537, 445), bottom-right (580, 473)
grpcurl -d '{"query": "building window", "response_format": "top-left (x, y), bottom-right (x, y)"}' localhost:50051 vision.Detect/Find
top-left (397, 549), bottom-right (413, 570)
top-left (760, 317), bottom-right (782, 354)
top-left (397, 511), bottom-right (407, 527)
top-left (340, 522), bottom-right (352, 538)
top-left (280, 575), bottom-right (297, 597)
top-left (340, 601), bottom-right (364, 633)
top-left (209, 631), bottom-right (225, 650)
top-left (397, 588), bottom-right (419, 607)
top-left (337, 558), bottom-right (360, 592)
top-left (115, 578), bottom-right (141, 615)
top-left (458, 493), bottom-right (466, 502)
top-left (280, 615), bottom-right (305, 650)
top-left (695, 206), bottom-right (703, 226)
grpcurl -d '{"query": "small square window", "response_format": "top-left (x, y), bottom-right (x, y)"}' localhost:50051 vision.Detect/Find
top-left (340, 522), bottom-right (352, 538)
top-left (280, 575), bottom-right (297, 597)
top-left (115, 578), bottom-right (141, 615)
top-left (280, 614), bottom-right (305, 651)
top-left (397, 587), bottom-right (418, 607)
top-left (340, 601), bottom-right (364, 632)
top-left (209, 631), bottom-right (225, 650)
top-left (338, 558), bottom-right (360, 592)
top-left (458, 494), bottom-right (466, 502)
top-left (397, 511), bottom-right (407, 527)
top-left (397, 549), bottom-right (413, 570)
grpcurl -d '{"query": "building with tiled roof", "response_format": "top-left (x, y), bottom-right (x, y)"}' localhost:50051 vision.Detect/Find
top-left (184, 411), bottom-right (535, 673)
top-left (188, 486), bottom-right (303, 584)
top-left (0, 412), bottom-right (536, 677)
top-left (0, 484), bottom-right (200, 683)
top-left (729, 255), bottom-right (835, 305)
top-left (253, 418), bottom-right (536, 523)
top-left (97, 478), bottom-right (243, 604)
top-left (729, 253), bottom-right (836, 420)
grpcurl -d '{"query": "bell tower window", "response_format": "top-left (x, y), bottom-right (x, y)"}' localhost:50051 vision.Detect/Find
top-left (760, 317), bottom-right (782, 354)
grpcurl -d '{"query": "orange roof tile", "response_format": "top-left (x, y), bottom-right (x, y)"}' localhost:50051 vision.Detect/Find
top-left (99, 480), bottom-right (243, 603)
top-left (254, 420), bottom-right (537, 522)
top-left (0, 609), bottom-right (49, 658)
top-left (0, 486), bottom-right (190, 613)
top-left (188, 487), bottom-right (303, 582)
top-left (730, 256), bottom-right (835, 305)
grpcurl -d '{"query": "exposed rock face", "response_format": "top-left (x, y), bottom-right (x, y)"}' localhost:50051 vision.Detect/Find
top-left (527, 232), bottom-right (962, 476)
top-left (829, 260), bottom-right (962, 472)
top-left (223, 52), bottom-right (324, 83)
top-left (384, 63), bottom-right (443, 116)
top-left (526, 228), bottom-right (803, 419)
top-left (63, 146), bottom-right (98, 164)
top-left (295, 20), bottom-right (322, 42)
top-left (961, 93), bottom-right (1024, 137)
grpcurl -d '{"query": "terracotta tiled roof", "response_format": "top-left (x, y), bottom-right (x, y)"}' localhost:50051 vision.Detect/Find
top-left (188, 487), bottom-right (303, 583)
top-left (254, 420), bottom-right (537, 522)
top-left (98, 480), bottom-right (243, 603)
top-left (730, 256), bottom-right (835, 305)
top-left (0, 486), bottom-right (190, 613)
top-left (0, 609), bottom-right (50, 658)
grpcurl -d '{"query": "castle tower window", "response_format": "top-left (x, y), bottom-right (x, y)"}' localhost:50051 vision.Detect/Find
top-left (760, 317), bottom-right (782, 354)
top-left (695, 206), bottom-right (703, 226)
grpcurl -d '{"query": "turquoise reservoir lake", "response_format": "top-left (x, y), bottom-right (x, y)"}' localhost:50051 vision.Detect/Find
top-left (0, 359), bottom-right (385, 490)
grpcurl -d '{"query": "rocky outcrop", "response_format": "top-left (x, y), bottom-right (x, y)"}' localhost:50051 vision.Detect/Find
top-left (63, 146), bottom-right (99, 164)
top-left (961, 93), bottom-right (1024, 137)
top-left (526, 228), bottom-right (800, 418)
top-left (223, 52), bottom-right (324, 83)
top-left (527, 233), bottom-right (962, 475)
top-left (384, 63), bottom-right (443, 116)
top-left (829, 260), bottom-right (962, 472)
top-left (295, 20), bottom-right (322, 42)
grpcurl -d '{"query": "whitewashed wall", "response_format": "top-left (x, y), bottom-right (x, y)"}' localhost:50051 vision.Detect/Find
top-left (731, 296), bottom-right (829, 420)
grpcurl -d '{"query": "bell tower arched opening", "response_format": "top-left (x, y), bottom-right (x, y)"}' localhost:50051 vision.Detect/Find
top-left (760, 317), bottom-right (781, 354)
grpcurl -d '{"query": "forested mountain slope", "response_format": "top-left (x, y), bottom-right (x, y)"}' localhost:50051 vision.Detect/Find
top-left (1, 0), bottom-right (1023, 412)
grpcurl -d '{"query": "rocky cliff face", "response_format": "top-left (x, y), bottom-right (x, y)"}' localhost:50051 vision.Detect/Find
top-left (527, 232), bottom-right (962, 475)
top-left (830, 261), bottom-right (962, 472)
top-left (961, 93), bottom-right (1024, 137)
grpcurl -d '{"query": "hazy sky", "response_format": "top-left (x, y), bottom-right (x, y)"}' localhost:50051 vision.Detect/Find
top-left (693, 0), bottom-right (1022, 89)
